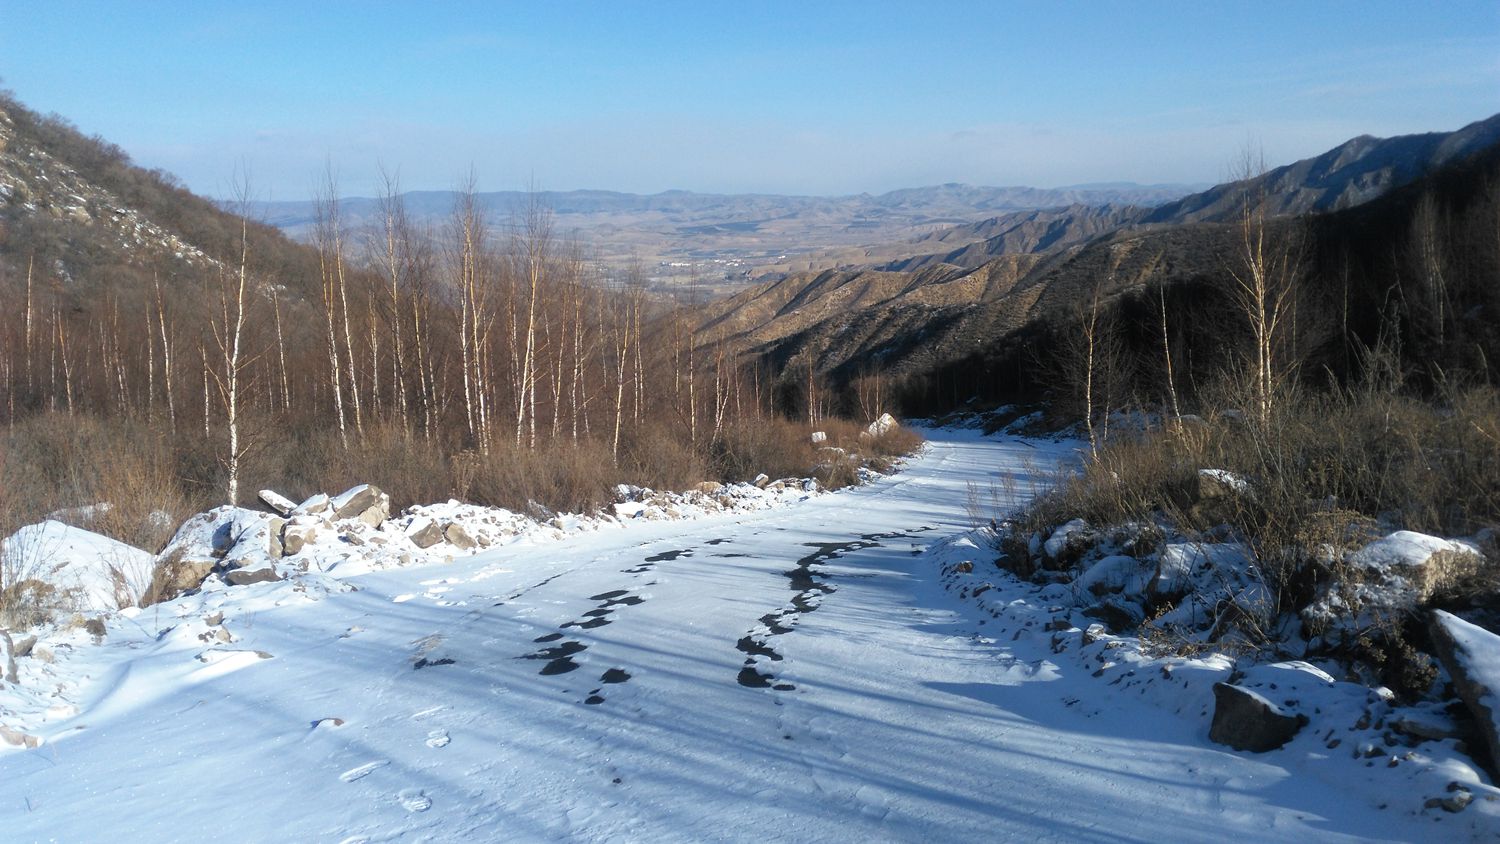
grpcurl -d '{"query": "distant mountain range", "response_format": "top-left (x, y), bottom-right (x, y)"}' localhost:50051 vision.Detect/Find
top-left (695, 112), bottom-right (1500, 400)
top-left (242, 182), bottom-right (1204, 288)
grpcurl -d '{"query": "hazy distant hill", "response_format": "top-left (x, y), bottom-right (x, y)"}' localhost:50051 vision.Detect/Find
top-left (803, 114), bottom-right (1500, 277)
top-left (244, 182), bottom-right (1200, 288)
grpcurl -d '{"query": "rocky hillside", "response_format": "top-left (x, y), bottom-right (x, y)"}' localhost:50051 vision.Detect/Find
top-left (0, 91), bottom-right (318, 305)
top-left (704, 118), bottom-right (1500, 412)
top-left (1145, 112), bottom-right (1500, 224)
top-left (794, 113), bottom-right (1500, 278)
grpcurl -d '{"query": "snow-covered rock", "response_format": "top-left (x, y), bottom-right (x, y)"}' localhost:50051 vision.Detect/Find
top-left (0, 521), bottom-right (152, 615)
top-left (1210, 682), bottom-right (1306, 752)
top-left (1429, 610), bottom-right (1500, 780)
top-left (867, 412), bottom-right (898, 437)
top-left (1303, 531), bottom-right (1482, 642)
top-left (1042, 519), bottom-right (1093, 566)
top-left (1350, 531), bottom-right (1479, 602)
top-left (257, 489), bottom-right (296, 516)
top-left (330, 484), bottom-right (390, 527)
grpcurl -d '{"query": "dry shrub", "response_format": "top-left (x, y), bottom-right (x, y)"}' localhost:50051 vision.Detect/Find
top-left (262, 423), bottom-right (456, 512)
top-left (710, 417), bottom-right (817, 482)
top-left (1, 412), bottom-right (200, 552)
top-left (621, 427), bottom-right (710, 492)
top-left (1010, 383), bottom-right (1500, 614)
top-left (868, 424), bottom-right (925, 459)
top-left (467, 438), bottom-right (621, 515)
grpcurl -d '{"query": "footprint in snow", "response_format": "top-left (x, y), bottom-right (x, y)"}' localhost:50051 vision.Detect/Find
top-left (340, 760), bottom-right (389, 783)
top-left (425, 729), bottom-right (450, 748)
top-left (398, 789), bottom-right (431, 812)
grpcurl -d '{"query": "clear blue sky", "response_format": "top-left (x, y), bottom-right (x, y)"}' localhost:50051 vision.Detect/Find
top-left (2, 1), bottom-right (1496, 199)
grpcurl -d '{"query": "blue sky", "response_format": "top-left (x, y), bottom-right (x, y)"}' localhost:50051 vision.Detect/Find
top-left (2, 1), bottom-right (1497, 199)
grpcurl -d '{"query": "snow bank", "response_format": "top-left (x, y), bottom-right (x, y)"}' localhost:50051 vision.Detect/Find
top-left (1, 520), bottom-right (152, 614)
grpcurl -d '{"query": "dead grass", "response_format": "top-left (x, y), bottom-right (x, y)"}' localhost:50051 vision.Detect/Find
top-left (1007, 385), bottom-right (1500, 616)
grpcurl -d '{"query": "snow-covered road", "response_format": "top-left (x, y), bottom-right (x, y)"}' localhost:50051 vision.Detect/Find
top-left (0, 431), bottom-right (1449, 842)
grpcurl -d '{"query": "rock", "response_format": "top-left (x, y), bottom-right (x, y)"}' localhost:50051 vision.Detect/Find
top-left (1352, 532), bottom-right (1481, 604)
top-left (142, 552), bottom-right (216, 606)
top-left (1196, 469), bottom-right (1252, 501)
top-left (953, 561), bottom-right (973, 573)
top-left (1393, 713), bottom-right (1461, 742)
top-left (225, 566), bottom-right (282, 586)
top-left (0, 632), bottom-right (16, 684)
top-left (443, 523), bottom-right (477, 550)
top-left (1429, 610), bottom-right (1500, 780)
top-left (157, 506), bottom-right (277, 571)
top-left (258, 489), bottom-right (297, 516)
top-left (12, 635), bottom-right (36, 659)
top-left (1188, 468), bottom-right (1257, 524)
top-left (281, 520), bottom-right (322, 557)
top-left (215, 626), bottom-right (234, 643)
top-left (268, 517), bottom-right (287, 558)
top-left (1042, 519), bottom-right (1094, 568)
top-left (1209, 682), bottom-right (1305, 752)
top-left (205, 611), bottom-right (224, 627)
top-left (810, 431), bottom-right (827, 444)
top-left (752, 473), bottom-right (771, 488)
top-left (1081, 598), bottom-right (1144, 632)
top-left (295, 493), bottom-right (332, 517)
top-left (1082, 623), bottom-right (1109, 645)
top-left (408, 519), bottom-right (444, 549)
top-left (693, 481), bottom-right (724, 495)
top-left (0, 724), bottom-right (41, 749)
top-left (331, 485), bottom-right (390, 528)
top-left (1425, 789), bottom-right (1474, 813)
top-left (867, 412), bottom-right (898, 437)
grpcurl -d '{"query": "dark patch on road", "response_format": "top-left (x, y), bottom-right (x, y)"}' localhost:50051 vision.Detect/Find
top-left (524, 588), bottom-right (650, 676)
top-left (735, 529), bottom-right (923, 690)
top-left (413, 657), bottom-right (456, 670)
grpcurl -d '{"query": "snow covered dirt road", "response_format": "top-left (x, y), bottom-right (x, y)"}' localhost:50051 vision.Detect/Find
top-left (0, 431), bottom-right (1455, 842)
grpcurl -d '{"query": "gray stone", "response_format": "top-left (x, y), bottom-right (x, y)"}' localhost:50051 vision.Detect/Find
top-left (225, 566), bottom-right (282, 586)
top-left (1209, 682), bottom-right (1305, 752)
top-left (1429, 610), bottom-right (1500, 781)
top-left (408, 519), bottom-right (443, 549)
top-left (332, 485), bottom-right (390, 527)
top-left (752, 474), bottom-right (771, 489)
top-left (258, 489), bottom-right (297, 516)
top-left (142, 554), bottom-right (216, 606)
top-left (295, 493), bottom-right (332, 517)
top-left (443, 523), bottom-right (477, 550)
top-left (281, 521), bottom-right (322, 557)
top-left (265, 517), bottom-right (286, 557)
